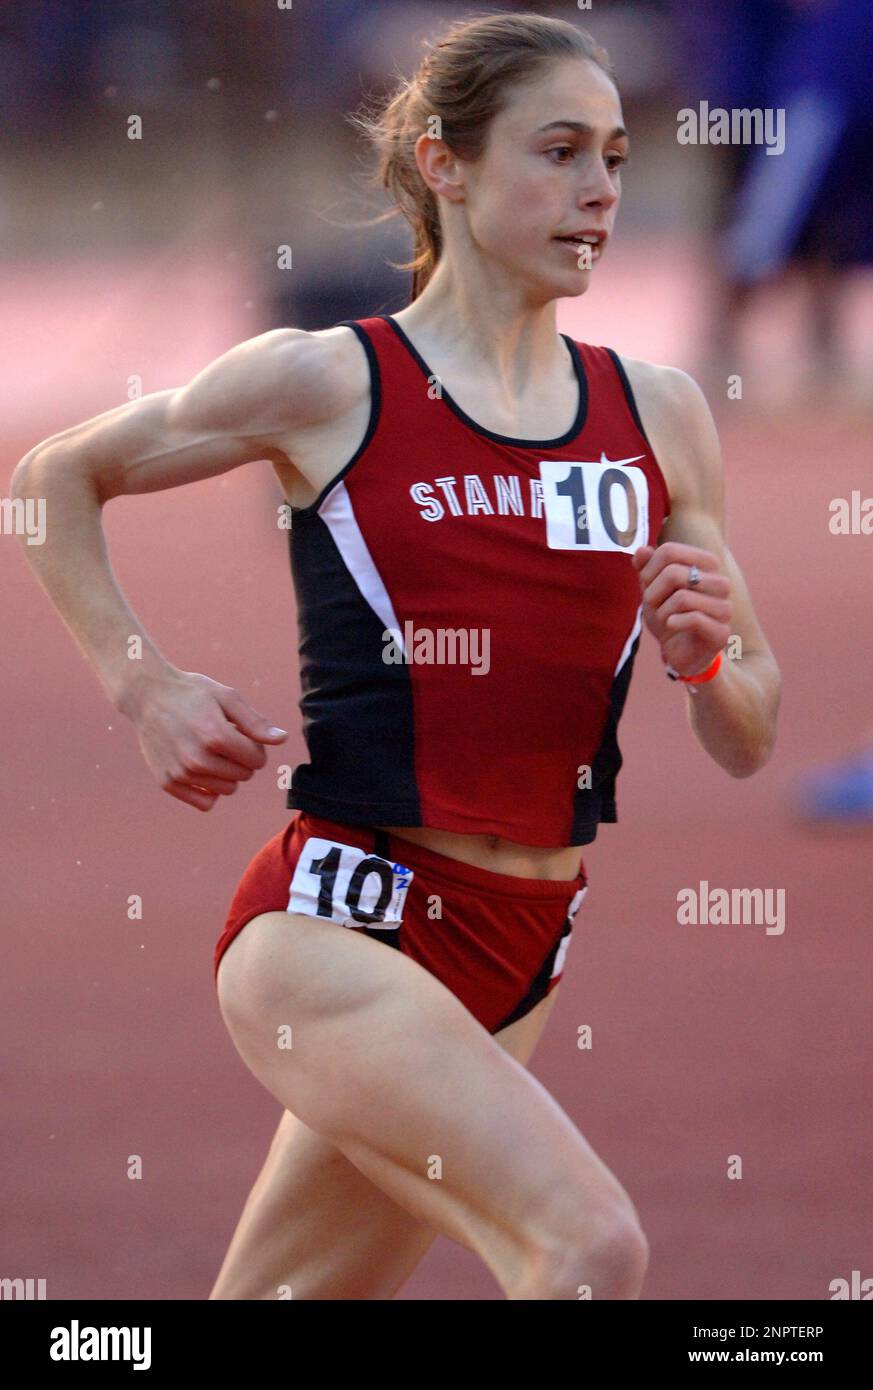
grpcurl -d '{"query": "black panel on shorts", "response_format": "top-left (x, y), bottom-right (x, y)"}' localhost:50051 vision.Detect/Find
top-left (494, 917), bottom-right (572, 1032)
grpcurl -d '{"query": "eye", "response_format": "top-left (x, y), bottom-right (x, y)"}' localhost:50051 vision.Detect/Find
top-left (605, 152), bottom-right (629, 172)
top-left (546, 145), bottom-right (576, 164)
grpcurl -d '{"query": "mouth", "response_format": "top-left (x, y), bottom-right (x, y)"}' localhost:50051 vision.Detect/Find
top-left (553, 231), bottom-right (607, 263)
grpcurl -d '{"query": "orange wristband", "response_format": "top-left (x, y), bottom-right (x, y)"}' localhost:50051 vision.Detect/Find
top-left (665, 650), bottom-right (723, 686)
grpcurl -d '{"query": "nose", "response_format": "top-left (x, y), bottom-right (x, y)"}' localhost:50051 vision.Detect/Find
top-left (576, 157), bottom-right (619, 213)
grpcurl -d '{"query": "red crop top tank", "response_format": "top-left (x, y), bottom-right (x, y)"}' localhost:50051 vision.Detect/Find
top-left (284, 313), bottom-right (671, 847)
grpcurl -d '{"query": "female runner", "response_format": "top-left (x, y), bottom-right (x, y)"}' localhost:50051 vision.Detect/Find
top-left (12, 13), bottom-right (781, 1300)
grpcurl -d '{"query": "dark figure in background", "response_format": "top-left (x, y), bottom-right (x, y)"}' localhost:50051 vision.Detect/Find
top-left (672, 0), bottom-right (873, 395)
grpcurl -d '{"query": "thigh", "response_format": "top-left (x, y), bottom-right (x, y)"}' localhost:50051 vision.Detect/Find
top-left (216, 911), bottom-right (633, 1298)
top-left (209, 987), bottom-right (559, 1301)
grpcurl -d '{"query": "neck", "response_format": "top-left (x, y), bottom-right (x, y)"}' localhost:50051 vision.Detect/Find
top-left (394, 259), bottom-right (567, 387)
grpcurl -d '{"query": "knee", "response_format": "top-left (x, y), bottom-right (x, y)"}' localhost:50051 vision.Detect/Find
top-left (516, 1200), bottom-right (650, 1301)
top-left (579, 1210), bottom-right (649, 1299)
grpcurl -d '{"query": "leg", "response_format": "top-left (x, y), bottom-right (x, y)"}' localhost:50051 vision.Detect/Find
top-left (214, 912), bottom-right (648, 1300)
top-left (209, 988), bottom-right (560, 1301)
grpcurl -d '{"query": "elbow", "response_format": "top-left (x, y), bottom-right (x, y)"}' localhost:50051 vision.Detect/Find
top-left (725, 746), bottom-right (773, 778)
top-left (10, 453), bottom-right (40, 498)
top-left (11, 448), bottom-right (62, 498)
top-left (9, 454), bottom-right (54, 549)
top-left (11, 445), bottom-right (104, 508)
top-left (728, 664), bottom-right (782, 777)
top-left (723, 720), bottom-right (779, 778)
top-left (694, 658), bottom-right (781, 778)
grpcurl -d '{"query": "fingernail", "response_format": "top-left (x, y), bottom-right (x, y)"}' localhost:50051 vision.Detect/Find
top-left (267, 726), bottom-right (287, 736)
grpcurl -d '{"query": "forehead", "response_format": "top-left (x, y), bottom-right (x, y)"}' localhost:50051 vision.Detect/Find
top-left (495, 56), bottom-right (623, 135)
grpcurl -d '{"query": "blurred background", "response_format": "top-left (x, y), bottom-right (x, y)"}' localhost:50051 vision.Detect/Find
top-left (2, 0), bottom-right (871, 417)
top-left (2, 0), bottom-right (871, 1301)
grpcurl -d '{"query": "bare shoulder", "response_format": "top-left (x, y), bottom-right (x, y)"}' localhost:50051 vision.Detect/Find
top-left (616, 355), bottom-right (713, 438)
top-left (611, 353), bottom-right (722, 508)
top-left (170, 323), bottom-right (367, 440)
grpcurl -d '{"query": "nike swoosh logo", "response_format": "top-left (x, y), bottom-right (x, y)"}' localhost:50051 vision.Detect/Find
top-left (599, 452), bottom-right (645, 467)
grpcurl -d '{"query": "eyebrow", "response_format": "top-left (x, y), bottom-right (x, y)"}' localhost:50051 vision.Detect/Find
top-left (537, 120), bottom-right (628, 140)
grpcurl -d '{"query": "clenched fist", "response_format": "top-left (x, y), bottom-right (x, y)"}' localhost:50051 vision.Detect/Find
top-left (632, 542), bottom-right (732, 679)
top-left (128, 668), bottom-right (288, 811)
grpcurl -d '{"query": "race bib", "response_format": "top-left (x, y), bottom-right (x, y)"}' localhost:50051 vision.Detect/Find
top-left (288, 837), bottom-right (413, 930)
top-left (540, 457), bottom-right (649, 552)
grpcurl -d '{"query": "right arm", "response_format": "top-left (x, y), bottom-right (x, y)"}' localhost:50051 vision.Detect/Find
top-left (10, 327), bottom-right (342, 810)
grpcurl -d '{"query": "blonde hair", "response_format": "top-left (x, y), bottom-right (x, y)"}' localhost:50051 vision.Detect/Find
top-left (348, 10), bottom-right (614, 303)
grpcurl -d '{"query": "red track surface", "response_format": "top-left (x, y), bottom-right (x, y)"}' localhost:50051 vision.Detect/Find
top-left (3, 265), bottom-right (871, 1300)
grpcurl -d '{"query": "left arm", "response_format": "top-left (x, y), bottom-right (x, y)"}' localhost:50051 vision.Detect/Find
top-left (627, 363), bottom-right (781, 777)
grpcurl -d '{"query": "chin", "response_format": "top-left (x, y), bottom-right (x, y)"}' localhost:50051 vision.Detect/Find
top-left (526, 265), bottom-right (592, 301)
top-left (554, 269), bottom-right (593, 298)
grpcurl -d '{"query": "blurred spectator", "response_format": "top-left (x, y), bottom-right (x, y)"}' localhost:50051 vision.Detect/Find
top-left (671, 0), bottom-right (873, 394)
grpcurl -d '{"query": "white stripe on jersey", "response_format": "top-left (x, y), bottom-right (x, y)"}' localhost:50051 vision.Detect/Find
top-left (319, 481), bottom-right (406, 655)
top-left (613, 603), bottom-right (642, 678)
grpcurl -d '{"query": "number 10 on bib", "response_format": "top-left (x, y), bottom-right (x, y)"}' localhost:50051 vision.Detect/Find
top-left (539, 458), bottom-right (649, 552)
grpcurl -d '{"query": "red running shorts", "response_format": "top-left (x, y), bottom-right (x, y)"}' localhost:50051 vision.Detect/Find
top-left (213, 812), bottom-right (588, 1035)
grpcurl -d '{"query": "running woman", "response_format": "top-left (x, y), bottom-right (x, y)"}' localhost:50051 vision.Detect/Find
top-left (12, 13), bottom-right (781, 1300)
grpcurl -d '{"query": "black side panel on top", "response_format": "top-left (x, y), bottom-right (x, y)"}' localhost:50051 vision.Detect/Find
top-left (285, 513), bottom-right (421, 823)
top-left (569, 629), bottom-right (641, 844)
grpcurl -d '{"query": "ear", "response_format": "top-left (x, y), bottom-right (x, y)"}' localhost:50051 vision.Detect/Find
top-left (414, 130), bottom-right (466, 205)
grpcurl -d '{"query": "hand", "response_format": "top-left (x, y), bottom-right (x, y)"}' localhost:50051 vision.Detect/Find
top-left (632, 541), bottom-right (732, 678)
top-left (129, 669), bottom-right (288, 811)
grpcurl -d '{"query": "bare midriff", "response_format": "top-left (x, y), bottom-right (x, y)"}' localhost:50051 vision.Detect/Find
top-left (376, 824), bottom-right (585, 881)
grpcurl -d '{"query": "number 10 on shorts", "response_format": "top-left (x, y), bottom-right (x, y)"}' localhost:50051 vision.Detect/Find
top-left (288, 837), bottom-right (413, 930)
